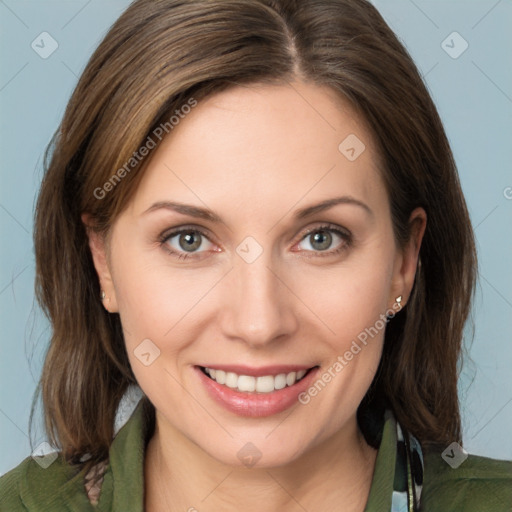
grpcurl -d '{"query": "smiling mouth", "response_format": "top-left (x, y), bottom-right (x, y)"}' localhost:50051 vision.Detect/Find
top-left (199, 366), bottom-right (318, 393)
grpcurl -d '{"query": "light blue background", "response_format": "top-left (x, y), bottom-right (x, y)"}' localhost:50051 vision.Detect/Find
top-left (1, 0), bottom-right (511, 475)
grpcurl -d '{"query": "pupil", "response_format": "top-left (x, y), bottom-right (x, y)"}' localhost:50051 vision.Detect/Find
top-left (180, 232), bottom-right (201, 251)
top-left (312, 230), bottom-right (331, 251)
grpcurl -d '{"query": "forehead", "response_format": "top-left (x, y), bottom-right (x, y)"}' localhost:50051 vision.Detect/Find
top-left (126, 81), bottom-right (385, 222)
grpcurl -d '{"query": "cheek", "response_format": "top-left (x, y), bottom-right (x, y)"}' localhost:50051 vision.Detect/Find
top-left (111, 245), bottom-right (225, 377)
top-left (293, 255), bottom-right (393, 348)
top-left (293, 275), bottom-right (389, 431)
top-left (111, 238), bottom-right (201, 332)
top-left (289, 250), bottom-right (393, 413)
top-left (113, 256), bottom-right (203, 408)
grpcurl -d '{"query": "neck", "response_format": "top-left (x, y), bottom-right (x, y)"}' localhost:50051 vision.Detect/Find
top-left (145, 412), bottom-right (377, 512)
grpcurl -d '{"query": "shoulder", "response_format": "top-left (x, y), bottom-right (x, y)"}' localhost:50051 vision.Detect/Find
top-left (0, 452), bottom-right (95, 511)
top-left (0, 396), bottom-right (147, 511)
top-left (421, 447), bottom-right (512, 511)
top-left (0, 457), bottom-right (28, 510)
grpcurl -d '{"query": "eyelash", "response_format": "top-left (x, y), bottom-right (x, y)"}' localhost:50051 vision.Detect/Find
top-left (158, 223), bottom-right (353, 261)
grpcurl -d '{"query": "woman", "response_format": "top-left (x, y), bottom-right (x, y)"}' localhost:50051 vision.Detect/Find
top-left (1, 0), bottom-right (510, 510)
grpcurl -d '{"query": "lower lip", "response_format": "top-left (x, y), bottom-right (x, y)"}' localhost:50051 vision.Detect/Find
top-left (195, 366), bottom-right (320, 417)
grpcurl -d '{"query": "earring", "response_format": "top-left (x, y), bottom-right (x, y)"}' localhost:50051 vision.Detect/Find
top-left (100, 290), bottom-right (106, 301)
top-left (396, 295), bottom-right (402, 306)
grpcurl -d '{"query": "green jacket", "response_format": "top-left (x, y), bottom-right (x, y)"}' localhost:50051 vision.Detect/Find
top-left (1, 400), bottom-right (511, 511)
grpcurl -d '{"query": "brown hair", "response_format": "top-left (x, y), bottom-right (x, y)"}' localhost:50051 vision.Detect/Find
top-left (32, 0), bottom-right (476, 476)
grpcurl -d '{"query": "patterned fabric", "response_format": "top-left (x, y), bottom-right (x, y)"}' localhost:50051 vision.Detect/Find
top-left (392, 413), bottom-right (424, 512)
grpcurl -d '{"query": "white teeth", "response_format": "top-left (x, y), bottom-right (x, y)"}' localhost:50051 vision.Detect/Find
top-left (203, 367), bottom-right (309, 393)
top-left (274, 374), bottom-right (287, 390)
top-left (238, 375), bottom-right (256, 392)
top-left (296, 369), bottom-right (307, 380)
top-left (225, 372), bottom-right (238, 388)
top-left (286, 372), bottom-right (297, 386)
top-left (256, 375), bottom-right (274, 393)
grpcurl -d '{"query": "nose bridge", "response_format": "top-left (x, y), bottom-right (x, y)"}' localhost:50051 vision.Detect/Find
top-left (222, 240), bottom-right (297, 346)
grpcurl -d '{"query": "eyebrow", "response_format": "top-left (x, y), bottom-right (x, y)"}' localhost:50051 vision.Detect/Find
top-left (295, 196), bottom-right (373, 219)
top-left (143, 196), bottom-right (373, 222)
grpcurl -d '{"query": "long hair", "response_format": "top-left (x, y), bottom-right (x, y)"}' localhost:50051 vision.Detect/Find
top-left (32, 0), bottom-right (476, 477)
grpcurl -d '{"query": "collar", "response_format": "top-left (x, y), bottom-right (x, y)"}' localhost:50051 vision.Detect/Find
top-left (20, 397), bottom-right (423, 511)
top-left (99, 398), bottom-right (423, 512)
top-left (96, 398), bottom-right (150, 511)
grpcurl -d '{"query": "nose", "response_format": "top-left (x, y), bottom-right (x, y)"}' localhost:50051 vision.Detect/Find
top-left (218, 249), bottom-right (299, 349)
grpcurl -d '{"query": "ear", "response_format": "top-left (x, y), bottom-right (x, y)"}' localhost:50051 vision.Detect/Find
top-left (81, 213), bottom-right (119, 312)
top-left (389, 207), bottom-right (427, 309)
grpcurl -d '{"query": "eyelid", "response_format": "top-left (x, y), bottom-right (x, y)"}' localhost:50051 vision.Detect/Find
top-left (160, 224), bottom-right (210, 240)
top-left (297, 223), bottom-right (351, 241)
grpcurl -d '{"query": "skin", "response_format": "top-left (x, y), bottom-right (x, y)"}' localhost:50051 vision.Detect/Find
top-left (84, 81), bottom-right (426, 512)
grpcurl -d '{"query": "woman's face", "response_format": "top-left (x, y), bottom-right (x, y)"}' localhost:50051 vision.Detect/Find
top-left (88, 81), bottom-right (423, 467)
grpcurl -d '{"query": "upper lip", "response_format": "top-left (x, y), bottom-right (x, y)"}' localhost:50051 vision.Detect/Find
top-left (197, 364), bottom-right (317, 377)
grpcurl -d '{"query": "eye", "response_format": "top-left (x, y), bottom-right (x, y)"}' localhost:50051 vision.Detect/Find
top-left (160, 228), bottom-right (216, 259)
top-left (295, 224), bottom-right (351, 255)
top-left (159, 223), bottom-right (351, 260)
